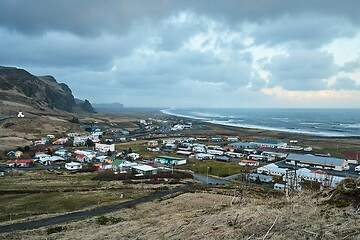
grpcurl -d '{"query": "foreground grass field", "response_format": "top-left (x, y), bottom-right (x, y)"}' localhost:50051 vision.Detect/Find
top-left (0, 171), bottom-right (154, 223)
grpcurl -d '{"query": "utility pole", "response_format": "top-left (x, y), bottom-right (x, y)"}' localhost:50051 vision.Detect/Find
top-left (207, 167), bottom-right (209, 185)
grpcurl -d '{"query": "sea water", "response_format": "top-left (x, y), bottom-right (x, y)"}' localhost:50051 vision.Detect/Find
top-left (161, 108), bottom-right (360, 137)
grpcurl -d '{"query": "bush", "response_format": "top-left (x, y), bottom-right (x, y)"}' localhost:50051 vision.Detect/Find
top-left (96, 216), bottom-right (123, 225)
top-left (47, 226), bottom-right (66, 234)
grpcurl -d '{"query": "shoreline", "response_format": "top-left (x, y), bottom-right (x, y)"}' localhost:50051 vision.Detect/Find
top-left (160, 108), bottom-right (360, 138)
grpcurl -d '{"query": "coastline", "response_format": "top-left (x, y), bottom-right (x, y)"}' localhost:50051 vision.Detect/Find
top-left (160, 108), bottom-right (360, 138)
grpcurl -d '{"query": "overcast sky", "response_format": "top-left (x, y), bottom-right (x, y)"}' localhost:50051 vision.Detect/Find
top-left (1, 0), bottom-right (360, 108)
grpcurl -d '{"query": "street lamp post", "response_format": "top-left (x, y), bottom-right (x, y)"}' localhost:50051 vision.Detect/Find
top-left (206, 167), bottom-right (209, 185)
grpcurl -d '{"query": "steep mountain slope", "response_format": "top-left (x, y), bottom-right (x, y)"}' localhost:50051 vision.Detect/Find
top-left (0, 66), bottom-right (95, 115)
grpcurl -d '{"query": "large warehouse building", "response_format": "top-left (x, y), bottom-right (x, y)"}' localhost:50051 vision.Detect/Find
top-left (285, 153), bottom-right (349, 171)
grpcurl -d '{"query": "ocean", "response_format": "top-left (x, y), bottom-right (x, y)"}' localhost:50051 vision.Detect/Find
top-left (161, 108), bottom-right (360, 137)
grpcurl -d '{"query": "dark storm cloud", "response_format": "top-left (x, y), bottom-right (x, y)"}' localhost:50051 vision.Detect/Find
top-left (1, 0), bottom-right (360, 37)
top-left (264, 50), bottom-right (338, 91)
top-left (1, 0), bottom-right (360, 107)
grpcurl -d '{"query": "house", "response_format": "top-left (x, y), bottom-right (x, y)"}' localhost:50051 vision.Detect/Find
top-left (248, 154), bottom-right (269, 161)
top-left (67, 132), bottom-right (80, 138)
top-left (6, 159), bottom-right (34, 168)
top-left (96, 156), bottom-right (109, 162)
top-left (112, 160), bottom-right (137, 172)
top-left (193, 146), bottom-right (206, 153)
top-left (225, 152), bottom-right (245, 158)
top-left (14, 150), bottom-right (23, 158)
top-left (131, 165), bottom-right (157, 176)
top-left (38, 156), bottom-right (65, 165)
top-left (274, 183), bottom-right (286, 190)
top-left (285, 153), bottom-right (349, 171)
top-left (261, 151), bottom-right (288, 160)
top-left (248, 173), bottom-right (273, 183)
top-left (54, 149), bottom-right (70, 158)
top-left (155, 156), bottom-right (187, 165)
top-left (176, 150), bottom-right (192, 157)
top-left (243, 149), bottom-right (257, 155)
top-left (257, 163), bottom-right (288, 176)
top-left (227, 137), bottom-right (239, 142)
top-left (285, 168), bottom-right (344, 187)
top-left (35, 153), bottom-right (51, 161)
top-left (343, 151), bottom-right (360, 163)
top-left (127, 153), bottom-right (140, 160)
top-left (211, 137), bottom-right (222, 142)
top-left (52, 138), bottom-right (68, 145)
top-left (239, 160), bottom-right (259, 167)
top-left (207, 149), bottom-right (224, 156)
top-left (195, 153), bottom-right (215, 160)
top-left (228, 142), bottom-right (256, 150)
top-left (147, 140), bottom-right (158, 147)
top-left (216, 156), bottom-right (230, 162)
top-left (65, 162), bottom-right (82, 170)
top-left (74, 150), bottom-right (96, 162)
top-left (147, 147), bottom-right (160, 152)
top-left (34, 140), bottom-right (47, 146)
top-left (95, 143), bottom-right (115, 152)
top-left (162, 139), bottom-right (176, 144)
top-left (254, 139), bottom-right (287, 148)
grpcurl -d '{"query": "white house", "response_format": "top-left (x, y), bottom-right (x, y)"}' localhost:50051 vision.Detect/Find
top-left (131, 165), bottom-right (157, 175)
top-left (239, 160), bottom-right (259, 167)
top-left (65, 162), bottom-right (82, 170)
top-left (195, 153), bottom-right (215, 160)
top-left (127, 153), bottom-right (140, 160)
top-left (257, 163), bottom-right (288, 176)
top-left (39, 156), bottom-right (65, 165)
top-left (95, 143), bottom-right (115, 152)
top-left (207, 149), bottom-right (224, 156)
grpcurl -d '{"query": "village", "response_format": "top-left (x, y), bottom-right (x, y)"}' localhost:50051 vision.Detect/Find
top-left (1, 116), bottom-right (360, 192)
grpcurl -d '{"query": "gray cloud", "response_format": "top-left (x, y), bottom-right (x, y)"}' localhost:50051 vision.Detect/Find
top-left (341, 57), bottom-right (360, 73)
top-left (252, 14), bottom-right (357, 48)
top-left (264, 50), bottom-right (338, 90)
top-left (0, 1), bottom-right (360, 107)
top-left (332, 77), bottom-right (360, 90)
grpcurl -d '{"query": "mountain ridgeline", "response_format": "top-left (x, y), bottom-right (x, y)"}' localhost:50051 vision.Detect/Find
top-left (0, 66), bottom-right (95, 114)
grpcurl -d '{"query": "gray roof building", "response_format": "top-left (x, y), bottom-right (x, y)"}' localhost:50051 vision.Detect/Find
top-left (286, 153), bottom-right (348, 171)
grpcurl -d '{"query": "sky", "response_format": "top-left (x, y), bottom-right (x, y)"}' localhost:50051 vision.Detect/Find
top-left (1, 0), bottom-right (360, 108)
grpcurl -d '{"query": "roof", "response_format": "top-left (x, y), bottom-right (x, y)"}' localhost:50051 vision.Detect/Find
top-left (196, 153), bottom-right (215, 157)
top-left (65, 162), bottom-right (82, 166)
top-left (259, 163), bottom-right (288, 174)
top-left (6, 159), bottom-right (34, 164)
top-left (156, 156), bottom-right (186, 160)
top-left (343, 151), bottom-right (360, 159)
top-left (132, 165), bottom-right (156, 172)
top-left (240, 160), bottom-right (258, 163)
top-left (228, 142), bottom-right (255, 148)
top-left (256, 139), bottom-right (285, 145)
top-left (112, 159), bottom-right (125, 166)
top-left (249, 173), bottom-right (273, 180)
top-left (286, 153), bottom-right (345, 167)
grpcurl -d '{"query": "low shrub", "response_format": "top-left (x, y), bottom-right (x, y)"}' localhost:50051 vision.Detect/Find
top-left (47, 226), bottom-right (66, 235)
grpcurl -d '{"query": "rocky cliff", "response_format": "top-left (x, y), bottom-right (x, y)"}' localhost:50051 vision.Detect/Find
top-left (0, 66), bottom-right (95, 114)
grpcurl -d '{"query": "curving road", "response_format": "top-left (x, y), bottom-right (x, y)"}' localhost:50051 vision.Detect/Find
top-left (0, 184), bottom-right (202, 234)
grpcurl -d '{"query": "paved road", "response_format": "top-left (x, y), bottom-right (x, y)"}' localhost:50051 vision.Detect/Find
top-left (193, 173), bottom-right (231, 185)
top-left (0, 184), bottom-right (202, 234)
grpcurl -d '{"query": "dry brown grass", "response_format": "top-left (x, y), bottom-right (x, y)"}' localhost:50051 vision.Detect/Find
top-left (2, 188), bottom-right (359, 240)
